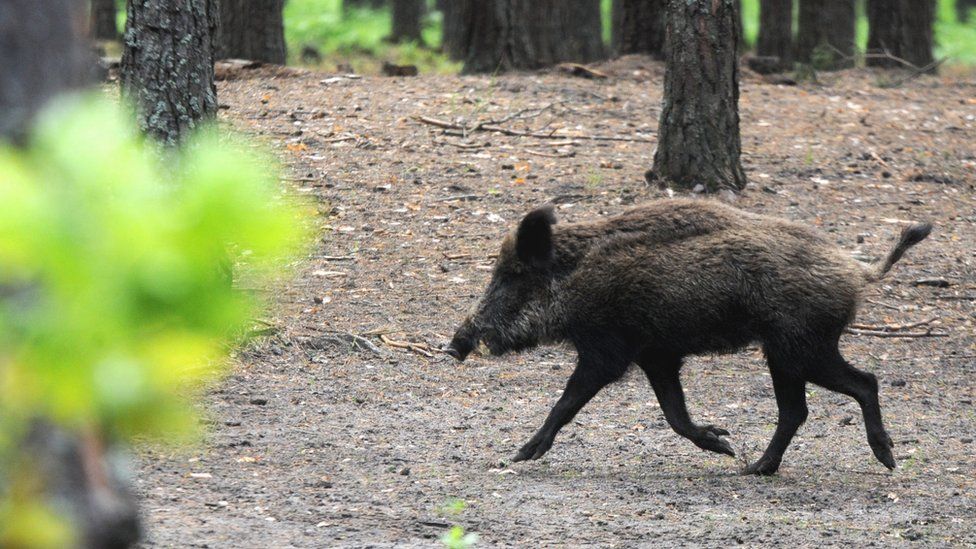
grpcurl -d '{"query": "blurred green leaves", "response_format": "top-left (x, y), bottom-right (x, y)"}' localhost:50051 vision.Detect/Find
top-left (0, 94), bottom-right (310, 542)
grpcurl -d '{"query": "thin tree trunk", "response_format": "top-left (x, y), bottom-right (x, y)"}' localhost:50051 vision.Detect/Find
top-left (121, 0), bottom-right (218, 146)
top-left (652, 0), bottom-right (746, 192)
top-left (391, 0), bottom-right (423, 43)
top-left (442, 0), bottom-right (472, 60)
top-left (757, 0), bottom-right (792, 69)
top-left (216, 0), bottom-right (286, 64)
top-left (796, 0), bottom-right (856, 70)
top-left (867, 0), bottom-right (936, 70)
top-left (462, 0), bottom-right (604, 74)
top-left (0, 0), bottom-right (92, 143)
top-left (90, 0), bottom-right (119, 40)
top-left (613, 0), bottom-right (666, 59)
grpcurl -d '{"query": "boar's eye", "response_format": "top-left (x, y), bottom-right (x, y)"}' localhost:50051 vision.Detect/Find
top-left (515, 206), bottom-right (556, 268)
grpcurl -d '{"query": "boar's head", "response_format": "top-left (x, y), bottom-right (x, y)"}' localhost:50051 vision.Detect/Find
top-left (447, 206), bottom-right (558, 361)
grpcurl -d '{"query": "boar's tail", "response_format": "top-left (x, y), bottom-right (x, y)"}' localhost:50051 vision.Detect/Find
top-left (866, 223), bottom-right (933, 282)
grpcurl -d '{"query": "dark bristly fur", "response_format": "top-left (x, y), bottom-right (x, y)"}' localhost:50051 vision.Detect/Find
top-left (447, 198), bottom-right (933, 475)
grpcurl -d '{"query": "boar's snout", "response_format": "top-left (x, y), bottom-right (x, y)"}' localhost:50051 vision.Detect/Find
top-left (446, 317), bottom-right (479, 362)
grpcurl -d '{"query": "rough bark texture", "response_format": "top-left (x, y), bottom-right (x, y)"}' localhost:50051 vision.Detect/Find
top-left (216, 0), bottom-right (286, 64)
top-left (866, 0), bottom-right (936, 70)
top-left (441, 0), bottom-right (472, 60)
top-left (612, 0), bottom-right (666, 58)
top-left (391, 0), bottom-right (424, 43)
top-left (0, 0), bottom-right (92, 143)
top-left (121, 0), bottom-right (218, 146)
top-left (757, 0), bottom-right (792, 69)
top-left (461, 0), bottom-right (605, 74)
top-left (652, 0), bottom-right (746, 192)
top-left (90, 0), bottom-right (119, 40)
top-left (796, 0), bottom-right (856, 70)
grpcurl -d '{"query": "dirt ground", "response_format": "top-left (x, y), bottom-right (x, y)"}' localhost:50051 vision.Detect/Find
top-left (136, 57), bottom-right (975, 547)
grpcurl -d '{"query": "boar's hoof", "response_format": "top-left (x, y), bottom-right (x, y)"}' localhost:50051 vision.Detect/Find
top-left (444, 347), bottom-right (461, 360)
top-left (869, 433), bottom-right (896, 470)
top-left (693, 426), bottom-right (735, 457)
top-left (741, 455), bottom-right (782, 476)
top-left (512, 438), bottom-right (553, 462)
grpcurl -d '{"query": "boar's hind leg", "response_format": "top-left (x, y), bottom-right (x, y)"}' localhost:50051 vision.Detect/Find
top-left (512, 344), bottom-right (631, 462)
top-left (636, 353), bottom-right (735, 457)
top-left (806, 345), bottom-right (896, 470)
top-left (743, 348), bottom-right (809, 475)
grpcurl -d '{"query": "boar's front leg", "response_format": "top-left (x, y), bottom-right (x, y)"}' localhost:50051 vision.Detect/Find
top-left (636, 352), bottom-right (735, 457)
top-left (512, 342), bottom-right (632, 462)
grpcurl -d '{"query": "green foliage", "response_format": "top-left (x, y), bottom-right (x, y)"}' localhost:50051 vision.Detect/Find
top-left (0, 95), bottom-right (310, 544)
top-left (441, 526), bottom-right (479, 549)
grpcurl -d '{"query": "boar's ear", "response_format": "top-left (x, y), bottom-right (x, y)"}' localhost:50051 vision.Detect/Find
top-left (516, 205), bottom-right (556, 268)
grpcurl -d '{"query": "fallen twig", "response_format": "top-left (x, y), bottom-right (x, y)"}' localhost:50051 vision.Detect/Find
top-left (845, 328), bottom-right (948, 338)
top-left (379, 334), bottom-right (435, 358)
top-left (414, 115), bottom-right (653, 143)
top-left (865, 298), bottom-right (902, 311)
top-left (849, 317), bottom-right (939, 332)
top-left (524, 149), bottom-right (576, 158)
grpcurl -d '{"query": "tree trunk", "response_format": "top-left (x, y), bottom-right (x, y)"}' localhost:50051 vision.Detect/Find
top-left (442, 0), bottom-right (472, 60)
top-left (652, 0), bottom-right (746, 192)
top-left (757, 0), bottom-right (792, 69)
top-left (391, 0), bottom-right (423, 43)
top-left (121, 0), bottom-right (218, 146)
top-left (216, 0), bottom-right (286, 64)
top-left (90, 0), bottom-right (119, 40)
top-left (461, 0), bottom-right (604, 74)
top-left (866, 0), bottom-right (936, 70)
top-left (0, 0), bottom-right (92, 143)
top-left (612, 0), bottom-right (666, 58)
top-left (796, 0), bottom-right (856, 70)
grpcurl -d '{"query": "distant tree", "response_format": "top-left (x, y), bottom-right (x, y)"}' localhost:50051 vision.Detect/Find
top-left (612, 0), bottom-right (666, 58)
top-left (216, 0), bottom-right (286, 64)
top-left (344, 0), bottom-right (386, 11)
top-left (796, 0), bottom-right (856, 70)
top-left (461, 0), bottom-right (604, 74)
top-left (121, 0), bottom-right (218, 146)
top-left (90, 0), bottom-right (119, 40)
top-left (866, 0), bottom-right (936, 70)
top-left (756, 0), bottom-right (792, 70)
top-left (391, 0), bottom-right (424, 43)
top-left (0, 0), bottom-right (91, 143)
top-left (959, 0), bottom-right (976, 22)
top-left (441, 0), bottom-right (472, 60)
top-left (652, 0), bottom-right (746, 192)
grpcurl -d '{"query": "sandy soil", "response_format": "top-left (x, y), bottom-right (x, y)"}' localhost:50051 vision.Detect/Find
top-left (136, 57), bottom-right (975, 547)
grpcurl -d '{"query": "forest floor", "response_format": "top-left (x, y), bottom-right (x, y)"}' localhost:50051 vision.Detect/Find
top-left (135, 57), bottom-right (975, 547)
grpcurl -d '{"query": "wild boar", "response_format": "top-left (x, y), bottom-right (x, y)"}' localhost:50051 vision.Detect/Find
top-left (447, 199), bottom-right (931, 475)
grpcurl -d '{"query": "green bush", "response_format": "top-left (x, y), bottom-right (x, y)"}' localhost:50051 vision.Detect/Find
top-left (0, 95), bottom-right (310, 546)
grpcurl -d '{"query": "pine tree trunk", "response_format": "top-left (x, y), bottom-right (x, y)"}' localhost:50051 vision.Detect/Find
top-left (216, 0), bottom-right (286, 64)
top-left (756, 0), bottom-right (792, 69)
top-left (0, 0), bottom-right (92, 143)
top-left (796, 0), bottom-right (856, 70)
top-left (867, 0), bottom-right (935, 70)
top-left (612, 0), bottom-right (666, 58)
top-left (391, 0), bottom-right (423, 43)
top-left (121, 0), bottom-right (218, 146)
top-left (462, 0), bottom-right (604, 74)
top-left (90, 0), bottom-right (119, 40)
top-left (652, 0), bottom-right (746, 192)
top-left (442, 0), bottom-right (472, 60)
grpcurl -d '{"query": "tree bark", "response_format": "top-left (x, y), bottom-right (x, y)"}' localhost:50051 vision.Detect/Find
top-left (90, 0), bottom-right (119, 40)
top-left (866, 0), bottom-right (936, 70)
top-left (796, 0), bottom-right (856, 70)
top-left (441, 0), bottom-right (472, 60)
top-left (121, 0), bottom-right (218, 146)
top-left (0, 0), bottom-right (92, 143)
top-left (652, 0), bottom-right (746, 192)
top-left (757, 0), bottom-right (792, 69)
top-left (461, 0), bottom-right (604, 74)
top-left (612, 0), bottom-right (666, 59)
top-left (216, 0), bottom-right (286, 64)
top-left (391, 0), bottom-right (424, 43)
